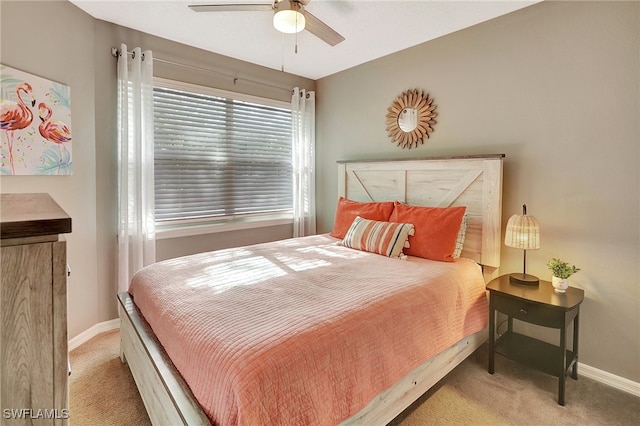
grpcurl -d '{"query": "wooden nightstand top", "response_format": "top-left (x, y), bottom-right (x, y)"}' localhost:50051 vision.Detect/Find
top-left (487, 274), bottom-right (584, 311)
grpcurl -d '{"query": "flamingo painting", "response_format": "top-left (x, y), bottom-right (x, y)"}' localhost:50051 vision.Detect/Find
top-left (1, 64), bottom-right (73, 175)
top-left (1, 82), bottom-right (35, 174)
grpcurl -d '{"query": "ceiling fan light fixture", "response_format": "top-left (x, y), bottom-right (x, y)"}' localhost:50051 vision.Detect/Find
top-left (273, 1), bottom-right (305, 34)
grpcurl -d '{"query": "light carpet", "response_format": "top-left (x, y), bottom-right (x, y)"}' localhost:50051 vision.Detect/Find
top-left (69, 330), bottom-right (639, 425)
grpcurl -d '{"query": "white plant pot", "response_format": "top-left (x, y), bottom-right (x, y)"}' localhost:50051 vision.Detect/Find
top-left (552, 276), bottom-right (569, 293)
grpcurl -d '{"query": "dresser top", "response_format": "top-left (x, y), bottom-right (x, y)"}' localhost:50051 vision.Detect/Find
top-left (0, 193), bottom-right (72, 239)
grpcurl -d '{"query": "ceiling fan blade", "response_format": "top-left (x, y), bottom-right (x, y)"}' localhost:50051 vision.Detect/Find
top-left (189, 3), bottom-right (273, 13)
top-left (303, 10), bottom-right (345, 46)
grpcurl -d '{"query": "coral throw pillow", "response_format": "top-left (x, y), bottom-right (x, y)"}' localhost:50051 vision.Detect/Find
top-left (341, 216), bottom-right (415, 259)
top-left (330, 197), bottom-right (394, 239)
top-left (389, 202), bottom-right (466, 262)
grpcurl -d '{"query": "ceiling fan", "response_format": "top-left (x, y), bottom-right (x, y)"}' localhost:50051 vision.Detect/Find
top-left (188, 0), bottom-right (345, 46)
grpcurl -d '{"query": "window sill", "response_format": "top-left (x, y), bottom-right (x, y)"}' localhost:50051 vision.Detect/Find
top-left (156, 215), bottom-right (293, 240)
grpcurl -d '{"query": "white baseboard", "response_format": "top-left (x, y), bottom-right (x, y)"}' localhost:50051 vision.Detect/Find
top-left (68, 318), bottom-right (120, 351)
top-left (68, 319), bottom-right (640, 398)
top-left (578, 362), bottom-right (640, 397)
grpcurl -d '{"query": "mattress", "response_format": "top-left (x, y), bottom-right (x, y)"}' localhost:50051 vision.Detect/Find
top-left (128, 234), bottom-right (488, 425)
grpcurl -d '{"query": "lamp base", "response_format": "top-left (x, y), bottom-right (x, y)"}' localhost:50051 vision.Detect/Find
top-left (509, 273), bottom-right (539, 286)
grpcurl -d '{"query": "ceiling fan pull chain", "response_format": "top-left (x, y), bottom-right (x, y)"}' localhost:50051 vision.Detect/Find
top-left (295, 8), bottom-right (299, 54)
top-left (281, 32), bottom-right (285, 72)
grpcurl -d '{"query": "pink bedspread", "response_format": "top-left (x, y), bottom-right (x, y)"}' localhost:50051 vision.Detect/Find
top-left (129, 234), bottom-right (488, 425)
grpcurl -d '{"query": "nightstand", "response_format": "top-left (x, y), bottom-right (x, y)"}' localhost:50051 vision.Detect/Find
top-left (487, 274), bottom-right (585, 405)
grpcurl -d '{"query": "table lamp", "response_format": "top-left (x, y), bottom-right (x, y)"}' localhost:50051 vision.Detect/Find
top-left (504, 204), bottom-right (540, 285)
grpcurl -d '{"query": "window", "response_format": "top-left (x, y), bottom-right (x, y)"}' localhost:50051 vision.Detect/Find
top-left (153, 78), bottom-right (293, 228)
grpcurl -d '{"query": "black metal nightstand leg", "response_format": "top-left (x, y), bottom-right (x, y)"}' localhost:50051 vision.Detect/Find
top-left (571, 310), bottom-right (580, 380)
top-left (488, 300), bottom-right (495, 374)
top-left (559, 323), bottom-right (567, 406)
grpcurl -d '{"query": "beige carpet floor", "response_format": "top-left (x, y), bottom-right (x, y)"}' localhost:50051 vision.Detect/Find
top-left (70, 330), bottom-right (639, 425)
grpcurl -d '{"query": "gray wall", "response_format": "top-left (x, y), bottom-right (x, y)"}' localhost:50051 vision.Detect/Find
top-left (0, 0), bottom-right (313, 338)
top-left (316, 1), bottom-right (639, 382)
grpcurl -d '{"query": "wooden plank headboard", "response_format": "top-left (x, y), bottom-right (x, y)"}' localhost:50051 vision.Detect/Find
top-left (337, 154), bottom-right (504, 270)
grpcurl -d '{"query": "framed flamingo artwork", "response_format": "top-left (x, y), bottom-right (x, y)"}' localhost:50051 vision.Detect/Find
top-left (1, 64), bottom-right (72, 175)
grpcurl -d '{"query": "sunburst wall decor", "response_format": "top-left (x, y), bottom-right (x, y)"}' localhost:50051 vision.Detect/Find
top-left (385, 89), bottom-right (437, 149)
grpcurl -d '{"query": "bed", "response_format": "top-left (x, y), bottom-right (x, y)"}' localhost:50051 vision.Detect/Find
top-left (118, 154), bottom-right (504, 425)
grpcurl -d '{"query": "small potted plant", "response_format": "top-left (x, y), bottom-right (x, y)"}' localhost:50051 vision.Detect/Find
top-left (547, 258), bottom-right (580, 293)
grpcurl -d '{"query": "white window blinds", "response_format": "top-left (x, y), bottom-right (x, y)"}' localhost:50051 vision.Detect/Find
top-left (153, 81), bottom-right (293, 223)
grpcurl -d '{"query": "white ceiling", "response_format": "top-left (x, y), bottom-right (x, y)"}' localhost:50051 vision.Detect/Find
top-left (70, 0), bottom-right (540, 80)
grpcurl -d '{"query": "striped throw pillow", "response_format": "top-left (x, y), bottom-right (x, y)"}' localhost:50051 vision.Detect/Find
top-left (341, 216), bottom-right (415, 259)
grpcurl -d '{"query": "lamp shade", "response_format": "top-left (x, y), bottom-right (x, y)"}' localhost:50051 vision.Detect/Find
top-left (505, 213), bottom-right (540, 250)
top-left (273, 1), bottom-right (305, 34)
top-left (505, 204), bottom-right (540, 285)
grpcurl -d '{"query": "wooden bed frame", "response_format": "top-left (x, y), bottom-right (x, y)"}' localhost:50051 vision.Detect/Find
top-left (118, 154), bottom-right (504, 425)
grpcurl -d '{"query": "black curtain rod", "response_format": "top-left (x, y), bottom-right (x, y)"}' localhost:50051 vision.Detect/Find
top-left (110, 47), bottom-right (293, 93)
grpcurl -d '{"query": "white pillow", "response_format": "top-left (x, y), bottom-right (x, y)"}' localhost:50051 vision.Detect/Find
top-left (453, 214), bottom-right (467, 259)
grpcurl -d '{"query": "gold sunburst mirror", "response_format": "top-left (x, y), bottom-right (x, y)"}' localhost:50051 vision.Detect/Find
top-left (385, 89), bottom-right (437, 149)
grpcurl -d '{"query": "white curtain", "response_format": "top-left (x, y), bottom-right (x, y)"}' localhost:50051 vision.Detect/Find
top-left (117, 44), bottom-right (155, 293)
top-left (291, 87), bottom-right (316, 237)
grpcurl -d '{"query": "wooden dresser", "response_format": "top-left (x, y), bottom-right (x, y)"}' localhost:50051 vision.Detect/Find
top-left (1, 193), bottom-right (72, 425)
